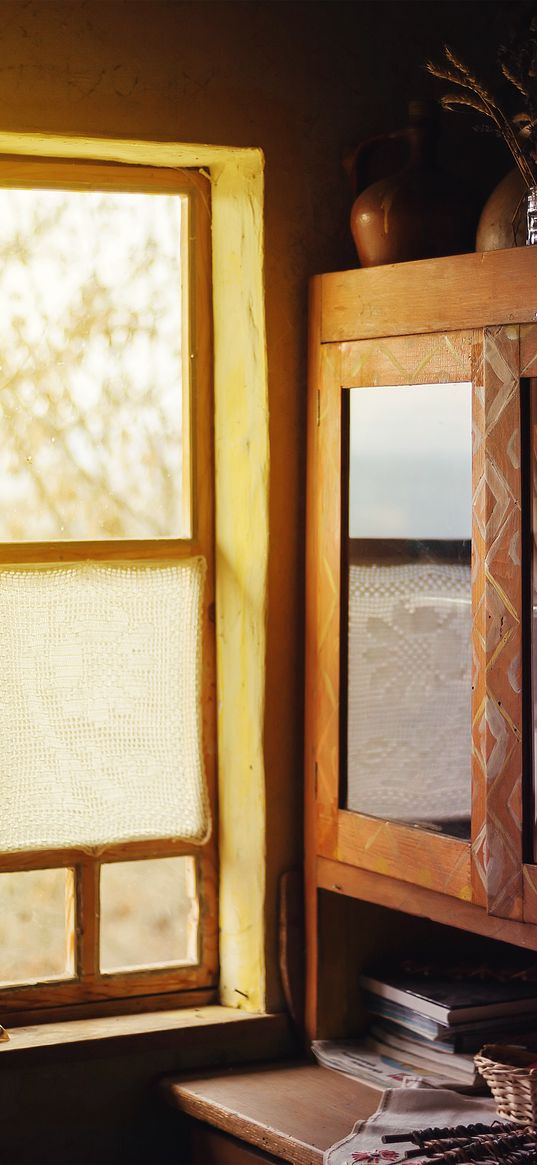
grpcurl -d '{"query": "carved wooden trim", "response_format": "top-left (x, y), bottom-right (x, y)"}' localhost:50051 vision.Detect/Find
top-left (329, 813), bottom-right (472, 899)
top-left (471, 337), bottom-right (487, 906)
top-left (523, 865), bottom-right (537, 923)
top-left (340, 330), bottom-right (475, 388)
top-left (314, 344), bottom-right (343, 849)
top-left (520, 324), bottom-right (537, 376)
top-left (473, 327), bottom-right (523, 920)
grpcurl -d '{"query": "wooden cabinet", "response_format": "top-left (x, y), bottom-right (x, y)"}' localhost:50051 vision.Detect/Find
top-left (305, 248), bottom-right (537, 1039)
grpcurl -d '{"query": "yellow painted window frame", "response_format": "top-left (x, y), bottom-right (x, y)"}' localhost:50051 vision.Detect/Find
top-left (0, 133), bottom-right (268, 1021)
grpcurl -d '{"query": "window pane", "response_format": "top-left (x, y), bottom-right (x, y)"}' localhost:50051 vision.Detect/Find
top-left (0, 188), bottom-right (188, 540)
top-left (0, 868), bottom-right (74, 986)
top-left (100, 856), bottom-right (198, 971)
top-left (346, 383), bottom-right (472, 837)
top-left (0, 559), bottom-right (210, 852)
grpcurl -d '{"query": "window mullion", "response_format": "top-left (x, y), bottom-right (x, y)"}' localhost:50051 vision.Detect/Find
top-left (77, 859), bottom-right (101, 980)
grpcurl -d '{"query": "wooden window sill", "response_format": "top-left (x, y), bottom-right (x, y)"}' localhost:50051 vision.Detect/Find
top-left (0, 1006), bottom-right (292, 1068)
top-left (163, 1061), bottom-right (382, 1165)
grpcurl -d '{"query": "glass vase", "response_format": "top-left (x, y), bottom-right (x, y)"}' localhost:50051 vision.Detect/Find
top-left (527, 185), bottom-right (537, 245)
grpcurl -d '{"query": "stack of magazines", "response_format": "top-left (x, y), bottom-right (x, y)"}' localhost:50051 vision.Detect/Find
top-left (312, 963), bottom-right (537, 1091)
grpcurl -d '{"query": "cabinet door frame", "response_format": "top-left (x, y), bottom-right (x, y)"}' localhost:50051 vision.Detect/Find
top-left (308, 312), bottom-right (537, 925)
top-left (310, 328), bottom-right (476, 901)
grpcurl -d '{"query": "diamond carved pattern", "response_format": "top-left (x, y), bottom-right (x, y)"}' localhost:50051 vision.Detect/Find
top-left (472, 327), bottom-right (523, 920)
top-left (473, 462), bottom-right (513, 543)
top-left (340, 331), bottom-right (473, 389)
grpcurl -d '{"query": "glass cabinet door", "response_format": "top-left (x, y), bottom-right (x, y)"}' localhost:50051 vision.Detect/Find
top-left (344, 381), bottom-right (473, 837)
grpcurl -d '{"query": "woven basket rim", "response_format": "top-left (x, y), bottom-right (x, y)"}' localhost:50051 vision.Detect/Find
top-left (476, 1044), bottom-right (537, 1073)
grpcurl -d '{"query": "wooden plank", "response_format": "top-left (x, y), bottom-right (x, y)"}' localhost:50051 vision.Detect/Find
top-left (340, 330), bottom-right (473, 387)
top-left (348, 538), bottom-right (470, 565)
top-left (0, 1008), bottom-right (290, 1065)
top-left (0, 961), bottom-right (216, 1012)
top-left (197, 850), bottom-right (219, 989)
top-left (163, 1063), bottom-right (381, 1165)
top-left (1, 986), bottom-right (218, 1028)
top-left (278, 869), bottom-right (304, 1030)
top-left (0, 155), bottom-right (209, 195)
top-left (523, 372), bottom-right (537, 922)
top-left (478, 328), bottom-right (523, 919)
top-left (0, 539), bottom-right (204, 563)
top-left (77, 860), bottom-right (100, 979)
top-left (304, 276), bottom-right (322, 1041)
top-left (330, 812), bottom-right (472, 900)
top-left (521, 325), bottom-right (537, 375)
top-left (523, 866), bottom-right (537, 923)
top-left (65, 867), bottom-right (77, 978)
top-left (190, 176), bottom-right (219, 996)
top-left (0, 836), bottom-right (210, 871)
top-left (314, 343), bottom-right (342, 832)
top-left (315, 890), bottom-right (370, 1040)
top-left (471, 337), bottom-right (488, 907)
top-left (317, 857), bottom-right (537, 951)
top-left (321, 248), bottom-right (537, 343)
top-left (188, 1125), bottom-right (284, 1165)
top-left (305, 312), bottom-right (343, 1032)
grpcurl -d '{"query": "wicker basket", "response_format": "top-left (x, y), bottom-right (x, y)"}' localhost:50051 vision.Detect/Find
top-left (475, 1044), bottom-right (537, 1124)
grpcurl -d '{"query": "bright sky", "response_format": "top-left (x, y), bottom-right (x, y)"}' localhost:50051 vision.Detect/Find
top-left (349, 381), bottom-right (472, 540)
top-left (0, 187), bottom-right (186, 539)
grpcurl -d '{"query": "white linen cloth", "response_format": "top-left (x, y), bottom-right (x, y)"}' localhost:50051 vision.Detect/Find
top-left (325, 1086), bottom-right (497, 1165)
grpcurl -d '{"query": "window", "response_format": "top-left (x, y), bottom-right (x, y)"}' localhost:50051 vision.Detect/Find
top-left (0, 160), bottom-right (217, 1022)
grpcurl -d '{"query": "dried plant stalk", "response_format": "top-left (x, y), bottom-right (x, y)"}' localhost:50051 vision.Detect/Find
top-left (426, 44), bottom-right (537, 188)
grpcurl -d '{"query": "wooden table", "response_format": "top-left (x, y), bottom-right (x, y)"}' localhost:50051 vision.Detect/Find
top-left (162, 1060), bottom-right (382, 1164)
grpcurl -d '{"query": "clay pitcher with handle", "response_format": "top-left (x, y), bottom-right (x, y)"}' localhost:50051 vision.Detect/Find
top-left (347, 101), bottom-right (476, 267)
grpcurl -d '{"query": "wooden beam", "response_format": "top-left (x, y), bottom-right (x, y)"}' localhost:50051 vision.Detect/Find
top-left (320, 248), bottom-right (537, 343)
top-left (317, 857), bottom-right (537, 950)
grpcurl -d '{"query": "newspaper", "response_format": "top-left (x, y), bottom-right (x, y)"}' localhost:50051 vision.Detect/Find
top-left (312, 1039), bottom-right (480, 1091)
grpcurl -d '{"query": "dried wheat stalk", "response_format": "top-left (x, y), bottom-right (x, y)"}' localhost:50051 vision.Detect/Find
top-left (426, 44), bottom-right (537, 188)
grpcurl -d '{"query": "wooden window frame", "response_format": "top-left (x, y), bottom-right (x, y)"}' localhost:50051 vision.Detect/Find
top-left (0, 159), bottom-right (218, 1024)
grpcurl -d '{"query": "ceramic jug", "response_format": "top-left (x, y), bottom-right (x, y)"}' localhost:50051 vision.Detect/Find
top-left (347, 101), bottom-right (476, 267)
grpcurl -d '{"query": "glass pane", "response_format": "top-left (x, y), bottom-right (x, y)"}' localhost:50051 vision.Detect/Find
top-left (0, 868), bottom-right (74, 986)
top-left (0, 559), bottom-right (210, 853)
top-left (346, 382), bottom-right (472, 837)
top-left (0, 187), bottom-right (188, 540)
top-left (100, 856), bottom-right (198, 972)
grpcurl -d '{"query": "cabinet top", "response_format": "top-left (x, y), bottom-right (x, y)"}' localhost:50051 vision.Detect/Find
top-left (314, 247), bottom-right (537, 344)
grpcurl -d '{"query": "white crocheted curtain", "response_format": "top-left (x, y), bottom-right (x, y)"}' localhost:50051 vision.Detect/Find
top-left (347, 560), bottom-right (471, 826)
top-left (0, 558), bottom-right (209, 852)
